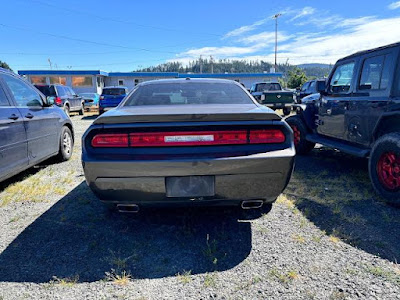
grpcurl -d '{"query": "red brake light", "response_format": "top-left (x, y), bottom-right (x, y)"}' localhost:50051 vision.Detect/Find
top-left (91, 134), bottom-right (129, 147)
top-left (55, 97), bottom-right (62, 105)
top-left (100, 95), bottom-right (104, 100)
top-left (249, 129), bottom-right (285, 144)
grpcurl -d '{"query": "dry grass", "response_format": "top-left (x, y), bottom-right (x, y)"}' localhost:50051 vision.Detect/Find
top-left (50, 275), bottom-right (79, 287)
top-left (104, 269), bottom-right (132, 285)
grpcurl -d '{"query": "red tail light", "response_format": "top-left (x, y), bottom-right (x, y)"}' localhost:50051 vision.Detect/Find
top-left (91, 134), bottom-right (129, 147)
top-left (130, 131), bottom-right (247, 147)
top-left (100, 95), bottom-right (104, 100)
top-left (55, 97), bottom-right (62, 105)
top-left (249, 129), bottom-right (285, 144)
top-left (91, 129), bottom-right (285, 148)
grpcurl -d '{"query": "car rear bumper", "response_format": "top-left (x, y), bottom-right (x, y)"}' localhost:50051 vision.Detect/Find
top-left (265, 103), bottom-right (293, 109)
top-left (82, 148), bottom-right (295, 207)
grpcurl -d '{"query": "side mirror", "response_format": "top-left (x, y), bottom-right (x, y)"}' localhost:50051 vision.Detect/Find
top-left (316, 81), bottom-right (326, 93)
top-left (46, 96), bottom-right (55, 105)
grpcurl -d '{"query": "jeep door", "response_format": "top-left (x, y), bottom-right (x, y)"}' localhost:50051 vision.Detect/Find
top-left (346, 51), bottom-right (396, 146)
top-left (1, 74), bottom-right (60, 164)
top-left (0, 78), bottom-right (28, 180)
top-left (318, 60), bottom-right (356, 139)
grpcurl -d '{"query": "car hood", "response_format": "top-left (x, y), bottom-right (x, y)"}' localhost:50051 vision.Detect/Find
top-left (94, 104), bottom-right (281, 124)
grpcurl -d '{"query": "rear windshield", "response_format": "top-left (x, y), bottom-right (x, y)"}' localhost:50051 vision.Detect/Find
top-left (123, 82), bottom-right (253, 106)
top-left (35, 85), bottom-right (56, 96)
top-left (256, 83), bottom-right (281, 92)
top-left (102, 88), bottom-right (126, 95)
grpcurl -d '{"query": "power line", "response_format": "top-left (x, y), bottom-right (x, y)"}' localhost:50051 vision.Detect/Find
top-left (17, 0), bottom-right (224, 38)
top-left (0, 23), bottom-right (179, 55)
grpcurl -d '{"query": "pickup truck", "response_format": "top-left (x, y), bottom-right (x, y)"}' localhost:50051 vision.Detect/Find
top-left (286, 42), bottom-right (400, 204)
top-left (250, 82), bottom-right (295, 115)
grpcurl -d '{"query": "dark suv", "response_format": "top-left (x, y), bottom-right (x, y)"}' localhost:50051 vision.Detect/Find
top-left (296, 79), bottom-right (326, 103)
top-left (34, 84), bottom-right (84, 116)
top-left (287, 42), bottom-right (400, 203)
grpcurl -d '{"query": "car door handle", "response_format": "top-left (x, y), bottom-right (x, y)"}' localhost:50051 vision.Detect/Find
top-left (25, 113), bottom-right (34, 119)
top-left (8, 114), bottom-right (19, 120)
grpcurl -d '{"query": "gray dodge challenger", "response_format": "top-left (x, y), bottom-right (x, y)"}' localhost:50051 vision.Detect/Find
top-left (82, 79), bottom-right (295, 212)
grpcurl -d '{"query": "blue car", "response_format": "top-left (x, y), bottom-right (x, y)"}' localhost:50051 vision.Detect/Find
top-left (99, 86), bottom-right (128, 115)
top-left (0, 68), bottom-right (74, 183)
top-left (80, 93), bottom-right (99, 111)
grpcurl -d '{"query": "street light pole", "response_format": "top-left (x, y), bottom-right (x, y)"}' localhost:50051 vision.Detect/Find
top-left (273, 13), bottom-right (282, 73)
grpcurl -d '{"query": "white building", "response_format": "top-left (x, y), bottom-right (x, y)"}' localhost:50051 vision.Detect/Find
top-left (18, 70), bottom-right (283, 93)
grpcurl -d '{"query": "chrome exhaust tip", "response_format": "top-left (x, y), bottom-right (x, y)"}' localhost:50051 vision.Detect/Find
top-left (117, 204), bottom-right (140, 213)
top-left (241, 200), bottom-right (264, 210)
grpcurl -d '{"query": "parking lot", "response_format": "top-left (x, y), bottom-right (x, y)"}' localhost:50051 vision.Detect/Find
top-left (0, 113), bottom-right (398, 299)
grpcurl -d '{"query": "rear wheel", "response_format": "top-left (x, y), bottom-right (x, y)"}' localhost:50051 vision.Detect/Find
top-left (286, 115), bottom-right (315, 154)
top-left (64, 104), bottom-right (70, 117)
top-left (56, 126), bottom-right (73, 162)
top-left (79, 103), bottom-right (84, 115)
top-left (283, 107), bottom-right (291, 116)
top-left (369, 133), bottom-right (400, 204)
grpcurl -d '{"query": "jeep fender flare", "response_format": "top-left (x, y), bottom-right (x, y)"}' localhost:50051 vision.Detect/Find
top-left (372, 111), bottom-right (400, 142)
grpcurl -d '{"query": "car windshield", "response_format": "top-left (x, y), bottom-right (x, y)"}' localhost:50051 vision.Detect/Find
top-left (102, 88), bottom-right (126, 95)
top-left (35, 85), bottom-right (56, 96)
top-left (123, 82), bottom-right (253, 106)
top-left (256, 83), bottom-right (280, 92)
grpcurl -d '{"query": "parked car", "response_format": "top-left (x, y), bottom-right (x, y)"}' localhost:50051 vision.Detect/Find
top-left (34, 84), bottom-right (84, 116)
top-left (296, 79), bottom-right (326, 103)
top-left (82, 79), bottom-right (295, 212)
top-left (286, 42), bottom-right (400, 203)
top-left (0, 68), bottom-right (74, 182)
top-left (301, 93), bottom-right (320, 104)
top-left (99, 86), bottom-right (128, 115)
top-left (249, 81), bottom-right (295, 115)
top-left (80, 93), bottom-right (99, 111)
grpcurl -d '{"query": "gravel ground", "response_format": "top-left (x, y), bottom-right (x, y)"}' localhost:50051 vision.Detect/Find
top-left (0, 113), bottom-right (399, 300)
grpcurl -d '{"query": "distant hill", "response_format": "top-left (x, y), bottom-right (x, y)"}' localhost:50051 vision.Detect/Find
top-left (134, 59), bottom-right (332, 79)
top-left (297, 63), bottom-right (333, 78)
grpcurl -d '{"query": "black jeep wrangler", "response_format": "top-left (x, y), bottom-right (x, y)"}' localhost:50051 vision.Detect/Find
top-left (286, 42), bottom-right (400, 203)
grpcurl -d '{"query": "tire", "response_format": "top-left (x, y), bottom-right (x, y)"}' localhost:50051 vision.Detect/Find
top-left (79, 103), bottom-right (84, 115)
top-left (64, 104), bottom-right (70, 117)
top-left (56, 126), bottom-right (74, 162)
top-left (283, 107), bottom-right (291, 116)
top-left (286, 115), bottom-right (315, 155)
top-left (369, 133), bottom-right (400, 204)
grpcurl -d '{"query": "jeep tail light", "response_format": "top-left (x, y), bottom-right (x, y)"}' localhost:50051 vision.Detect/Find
top-left (55, 97), bottom-right (62, 105)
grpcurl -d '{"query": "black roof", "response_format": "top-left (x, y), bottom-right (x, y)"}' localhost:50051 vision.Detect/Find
top-left (140, 78), bottom-right (240, 86)
top-left (338, 42), bottom-right (400, 62)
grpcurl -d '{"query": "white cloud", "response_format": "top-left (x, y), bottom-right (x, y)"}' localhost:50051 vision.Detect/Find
top-left (388, 1), bottom-right (400, 9)
top-left (238, 31), bottom-right (292, 45)
top-left (290, 7), bottom-right (315, 21)
top-left (223, 19), bottom-right (267, 39)
top-left (170, 16), bottom-right (400, 67)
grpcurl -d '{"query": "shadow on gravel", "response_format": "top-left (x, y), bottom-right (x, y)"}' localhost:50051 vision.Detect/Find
top-left (0, 182), bottom-right (267, 283)
top-left (81, 115), bottom-right (98, 121)
top-left (286, 147), bottom-right (400, 263)
top-left (0, 158), bottom-right (60, 193)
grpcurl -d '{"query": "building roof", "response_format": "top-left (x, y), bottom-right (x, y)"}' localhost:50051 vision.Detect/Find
top-left (18, 70), bottom-right (109, 76)
top-left (17, 70), bottom-right (282, 78)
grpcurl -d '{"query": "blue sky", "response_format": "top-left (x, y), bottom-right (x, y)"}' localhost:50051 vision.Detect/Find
top-left (2, 0), bottom-right (400, 71)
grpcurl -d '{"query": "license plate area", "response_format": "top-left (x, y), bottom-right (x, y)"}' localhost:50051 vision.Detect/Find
top-left (166, 176), bottom-right (215, 198)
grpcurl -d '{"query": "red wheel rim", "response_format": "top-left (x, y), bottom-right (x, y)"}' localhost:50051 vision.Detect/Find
top-left (291, 125), bottom-right (301, 146)
top-left (377, 152), bottom-right (400, 191)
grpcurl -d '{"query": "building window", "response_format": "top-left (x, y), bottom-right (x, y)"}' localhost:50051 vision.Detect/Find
top-left (118, 79), bottom-right (124, 86)
top-left (30, 76), bottom-right (47, 84)
top-left (49, 76), bottom-right (66, 85)
top-left (134, 79), bottom-right (143, 86)
top-left (72, 76), bottom-right (92, 87)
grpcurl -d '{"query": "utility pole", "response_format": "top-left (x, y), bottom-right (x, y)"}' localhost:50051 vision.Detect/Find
top-left (210, 55), bottom-right (214, 74)
top-left (199, 55), bottom-right (203, 74)
top-left (272, 13), bottom-right (282, 73)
